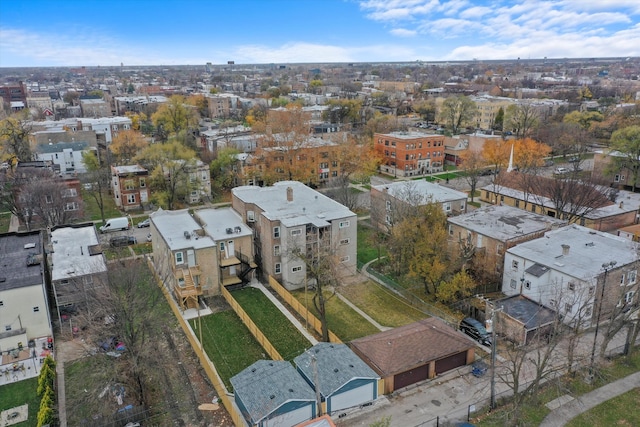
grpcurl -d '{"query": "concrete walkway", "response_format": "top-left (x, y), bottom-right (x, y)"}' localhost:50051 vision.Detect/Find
top-left (539, 371), bottom-right (640, 427)
top-left (250, 280), bottom-right (319, 346)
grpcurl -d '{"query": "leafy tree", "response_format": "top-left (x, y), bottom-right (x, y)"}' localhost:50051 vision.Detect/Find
top-left (210, 146), bottom-right (240, 194)
top-left (309, 79), bottom-right (323, 94)
top-left (459, 148), bottom-right (486, 202)
top-left (482, 138), bottom-right (511, 185)
top-left (189, 94), bottom-right (209, 118)
top-left (136, 140), bottom-right (197, 209)
top-left (440, 95), bottom-right (476, 134)
top-left (151, 95), bottom-right (198, 142)
top-left (436, 271), bottom-right (475, 303)
top-left (81, 151), bottom-right (111, 225)
top-left (324, 99), bottom-right (362, 125)
top-left (110, 129), bottom-right (148, 164)
top-left (412, 99), bottom-right (436, 123)
top-left (493, 106), bottom-right (504, 130)
top-left (505, 104), bottom-right (539, 139)
top-left (362, 114), bottom-right (402, 140)
top-left (607, 125), bottom-right (640, 192)
top-left (0, 115), bottom-right (32, 163)
top-left (563, 110), bottom-right (603, 131)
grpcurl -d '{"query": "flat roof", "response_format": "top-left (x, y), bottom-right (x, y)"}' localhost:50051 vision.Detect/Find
top-left (376, 131), bottom-right (441, 139)
top-left (232, 181), bottom-right (355, 228)
top-left (0, 231), bottom-right (44, 291)
top-left (194, 207), bottom-right (252, 242)
top-left (151, 209), bottom-right (215, 251)
top-left (447, 205), bottom-right (566, 241)
top-left (498, 294), bottom-right (557, 330)
top-left (51, 225), bottom-right (107, 281)
top-left (111, 164), bottom-right (147, 174)
top-left (372, 180), bottom-right (468, 204)
top-left (508, 224), bottom-right (639, 279)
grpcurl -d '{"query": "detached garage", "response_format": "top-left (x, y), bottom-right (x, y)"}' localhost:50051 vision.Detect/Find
top-left (294, 343), bottom-right (380, 415)
top-left (350, 318), bottom-right (475, 394)
top-left (231, 360), bottom-right (317, 427)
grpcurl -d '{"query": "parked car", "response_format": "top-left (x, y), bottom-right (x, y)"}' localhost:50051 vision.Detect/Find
top-left (554, 167), bottom-right (569, 175)
top-left (544, 159), bottom-right (554, 167)
top-left (460, 317), bottom-right (491, 346)
top-left (137, 218), bottom-right (150, 228)
top-left (568, 156), bottom-right (580, 163)
top-left (109, 236), bottom-right (137, 247)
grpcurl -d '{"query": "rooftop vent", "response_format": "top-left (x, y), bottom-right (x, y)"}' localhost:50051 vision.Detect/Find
top-left (226, 228), bottom-right (233, 234)
top-left (184, 231), bottom-right (191, 239)
top-left (234, 226), bottom-right (241, 233)
top-left (24, 243), bottom-right (36, 250)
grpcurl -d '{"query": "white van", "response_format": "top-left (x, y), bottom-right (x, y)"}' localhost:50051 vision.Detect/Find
top-left (99, 217), bottom-right (130, 233)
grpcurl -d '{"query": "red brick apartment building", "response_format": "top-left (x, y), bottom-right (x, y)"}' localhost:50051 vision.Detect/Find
top-left (374, 131), bottom-right (445, 178)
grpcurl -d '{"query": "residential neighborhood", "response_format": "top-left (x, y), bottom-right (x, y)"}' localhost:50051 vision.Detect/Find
top-left (1, 54), bottom-right (640, 427)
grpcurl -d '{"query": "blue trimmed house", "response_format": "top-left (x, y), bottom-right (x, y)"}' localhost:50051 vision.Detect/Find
top-left (294, 343), bottom-right (380, 416)
top-left (231, 360), bottom-right (317, 427)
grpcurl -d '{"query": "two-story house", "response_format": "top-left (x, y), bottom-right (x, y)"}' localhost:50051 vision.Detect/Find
top-left (374, 131), bottom-right (446, 178)
top-left (447, 205), bottom-right (566, 283)
top-left (0, 231), bottom-right (53, 352)
top-left (232, 181), bottom-right (357, 291)
top-left (502, 225), bottom-right (640, 329)
top-left (34, 141), bottom-right (98, 176)
top-left (370, 180), bottom-right (468, 232)
top-left (110, 165), bottom-right (149, 211)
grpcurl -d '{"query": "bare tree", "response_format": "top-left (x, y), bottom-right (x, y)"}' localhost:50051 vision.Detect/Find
top-left (505, 104), bottom-right (539, 139)
top-left (81, 152), bottom-right (112, 225)
top-left (440, 95), bottom-right (476, 134)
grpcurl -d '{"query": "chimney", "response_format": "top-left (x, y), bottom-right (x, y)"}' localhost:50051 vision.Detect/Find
top-left (561, 244), bottom-right (570, 256)
top-left (286, 186), bottom-right (293, 202)
top-left (619, 201), bottom-right (624, 209)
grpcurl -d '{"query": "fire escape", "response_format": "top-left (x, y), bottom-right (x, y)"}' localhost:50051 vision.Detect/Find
top-left (174, 265), bottom-right (202, 310)
top-left (220, 248), bottom-right (257, 291)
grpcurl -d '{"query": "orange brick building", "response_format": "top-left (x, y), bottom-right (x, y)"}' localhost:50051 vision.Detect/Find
top-left (374, 131), bottom-right (445, 178)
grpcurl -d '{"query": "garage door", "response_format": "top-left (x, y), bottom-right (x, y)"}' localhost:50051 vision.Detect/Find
top-left (264, 404), bottom-right (313, 427)
top-left (435, 351), bottom-right (467, 375)
top-left (394, 364), bottom-right (429, 390)
top-left (329, 382), bottom-right (374, 413)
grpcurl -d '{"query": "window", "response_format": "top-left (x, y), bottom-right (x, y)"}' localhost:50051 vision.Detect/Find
top-left (33, 306), bottom-right (40, 312)
top-left (275, 263), bottom-right (281, 274)
top-left (247, 210), bottom-right (255, 222)
top-left (564, 303), bottom-right (573, 313)
top-left (448, 224), bottom-right (453, 236)
top-left (385, 214), bottom-right (391, 225)
top-left (497, 244), bottom-right (504, 255)
top-left (531, 205), bottom-right (536, 213)
top-left (63, 188), bottom-right (77, 197)
top-left (64, 202), bottom-right (79, 211)
top-left (127, 194), bottom-right (136, 204)
top-left (219, 242), bottom-right (225, 251)
top-left (622, 291), bottom-right (635, 305)
top-left (290, 229), bottom-right (302, 236)
top-left (515, 200), bottom-right (520, 208)
top-left (292, 266), bottom-right (302, 273)
top-left (140, 178), bottom-right (146, 188)
top-left (443, 202), bottom-right (451, 212)
top-left (274, 245), bottom-right (280, 256)
top-left (510, 279), bottom-right (516, 289)
top-left (524, 280), bottom-right (531, 290)
top-left (340, 238), bottom-right (350, 245)
top-left (620, 274), bottom-right (625, 285)
top-left (273, 226), bottom-right (280, 238)
top-left (45, 195), bottom-right (53, 204)
top-left (588, 286), bottom-right (595, 296)
top-left (339, 220), bottom-right (350, 228)
top-left (512, 260), bottom-right (519, 270)
top-left (5, 325), bottom-right (11, 332)
top-left (460, 200), bottom-right (465, 211)
top-left (340, 256), bottom-right (350, 263)
top-left (0, 301), bottom-right (3, 306)
top-left (386, 200), bottom-right (391, 212)
top-left (175, 251), bottom-right (184, 264)
top-left (124, 180), bottom-right (135, 190)
top-left (628, 270), bottom-right (637, 285)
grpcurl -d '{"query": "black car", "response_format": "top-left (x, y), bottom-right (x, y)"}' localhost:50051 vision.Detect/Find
top-left (460, 317), bottom-right (492, 346)
top-left (109, 236), bottom-right (137, 247)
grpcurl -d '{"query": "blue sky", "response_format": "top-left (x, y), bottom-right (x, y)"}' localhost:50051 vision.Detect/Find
top-left (1, 0), bottom-right (639, 67)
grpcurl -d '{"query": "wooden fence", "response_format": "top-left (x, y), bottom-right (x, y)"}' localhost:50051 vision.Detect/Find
top-left (268, 276), bottom-right (342, 344)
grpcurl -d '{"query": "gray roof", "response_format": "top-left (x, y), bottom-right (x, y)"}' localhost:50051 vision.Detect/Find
top-left (0, 231), bottom-right (44, 291)
top-left (497, 294), bottom-right (557, 330)
top-left (377, 131), bottom-right (440, 139)
top-left (51, 225), bottom-right (107, 281)
top-left (507, 225), bottom-right (640, 280)
top-left (232, 181), bottom-right (355, 228)
top-left (194, 207), bottom-right (252, 242)
top-left (111, 164), bottom-right (147, 175)
top-left (36, 141), bottom-right (89, 153)
top-left (294, 343), bottom-right (379, 398)
top-left (372, 180), bottom-right (468, 204)
top-left (150, 209), bottom-right (215, 251)
top-left (447, 205), bottom-right (566, 241)
top-left (230, 360), bottom-right (316, 423)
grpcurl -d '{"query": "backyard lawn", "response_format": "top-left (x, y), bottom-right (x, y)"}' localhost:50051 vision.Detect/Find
top-left (231, 287), bottom-right (312, 360)
top-left (566, 388), bottom-right (640, 427)
top-left (0, 211), bottom-right (11, 233)
top-left (0, 377), bottom-right (39, 427)
top-left (357, 222), bottom-right (387, 265)
top-left (337, 280), bottom-right (428, 328)
top-left (189, 311), bottom-right (266, 391)
top-left (82, 190), bottom-right (122, 222)
top-left (291, 288), bottom-right (381, 342)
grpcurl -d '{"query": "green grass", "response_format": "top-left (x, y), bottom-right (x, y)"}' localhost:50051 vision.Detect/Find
top-left (231, 287), bottom-right (312, 360)
top-left (0, 211), bottom-right (11, 233)
top-left (291, 289), bottom-right (381, 342)
top-left (566, 388), bottom-right (640, 427)
top-left (357, 222), bottom-right (387, 265)
top-left (131, 242), bottom-right (153, 255)
top-left (82, 190), bottom-right (121, 222)
top-left (189, 311), bottom-right (266, 391)
top-left (66, 355), bottom-right (117, 425)
top-left (0, 377), bottom-right (39, 427)
top-left (337, 281), bottom-right (428, 328)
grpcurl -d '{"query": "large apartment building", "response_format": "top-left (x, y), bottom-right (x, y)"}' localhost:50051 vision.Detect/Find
top-left (374, 131), bottom-right (445, 178)
top-left (231, 181), bottom-right (357, 290)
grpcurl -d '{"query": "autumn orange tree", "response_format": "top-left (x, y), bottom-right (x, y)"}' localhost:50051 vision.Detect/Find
top-left (109, 129), bottom-right (148, 164)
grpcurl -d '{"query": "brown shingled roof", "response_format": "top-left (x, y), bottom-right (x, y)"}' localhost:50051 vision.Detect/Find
top-left (349, 318), bottom-right (474, 376)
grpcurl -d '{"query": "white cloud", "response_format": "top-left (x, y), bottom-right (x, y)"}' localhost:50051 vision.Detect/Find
top-left (390, 28), bottom-right (418, 37)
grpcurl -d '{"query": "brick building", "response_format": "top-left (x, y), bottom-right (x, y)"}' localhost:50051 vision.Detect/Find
top-left (374, 131), bottom-right (445, 178)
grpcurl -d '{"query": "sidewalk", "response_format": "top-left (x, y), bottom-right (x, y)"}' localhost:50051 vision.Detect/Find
top-left (539, 371), bottom-right (640, 427)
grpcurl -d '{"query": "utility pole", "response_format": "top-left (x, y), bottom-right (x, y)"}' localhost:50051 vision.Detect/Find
top-left (490, 305), bottom-right (503, 410)
top-left (588, 261), bottom-right (616, 381)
